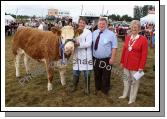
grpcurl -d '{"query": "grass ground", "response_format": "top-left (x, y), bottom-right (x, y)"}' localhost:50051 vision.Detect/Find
top-left (5, 35), bottom-right (155, 107)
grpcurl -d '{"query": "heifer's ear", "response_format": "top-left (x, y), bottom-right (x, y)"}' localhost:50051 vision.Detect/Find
top-left (51, 27), bottom-right (61, 36)
top-left (74, 28), bottom-right (83, 37)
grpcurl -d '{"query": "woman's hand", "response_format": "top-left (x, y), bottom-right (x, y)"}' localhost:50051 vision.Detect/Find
top-left (120, 63), bottom-right (124, 68)
top-left (138, 69), bottom-right (143, 73)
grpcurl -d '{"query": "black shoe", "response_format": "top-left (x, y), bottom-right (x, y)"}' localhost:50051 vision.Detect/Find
top-left (153, 65), bottom-right (155, 71)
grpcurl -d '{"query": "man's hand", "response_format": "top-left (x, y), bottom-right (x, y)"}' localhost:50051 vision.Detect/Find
top-left (109, 48), bottom-right (117, 65)
top-left (109, 58), bottom-right (115, 65)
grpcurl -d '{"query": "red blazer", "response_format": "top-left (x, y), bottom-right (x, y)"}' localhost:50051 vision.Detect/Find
top-left (120, 35), bottom-right (148, 71)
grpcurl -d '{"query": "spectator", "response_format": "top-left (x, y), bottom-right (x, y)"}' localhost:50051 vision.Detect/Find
top-left (72, 17), bottom-right (93, 95)
top-left (92, 17), bottom-right (118, 96)
top-left (119, 20), bottom-right (148, 104)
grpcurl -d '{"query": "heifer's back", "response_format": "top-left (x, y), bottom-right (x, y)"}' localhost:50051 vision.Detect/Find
top-left (12, 27), bottom-right (61, 60)
top-left (12, 26), bottom-right (82, 91)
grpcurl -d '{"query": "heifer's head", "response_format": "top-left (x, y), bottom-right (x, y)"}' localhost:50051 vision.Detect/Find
top-left (74, 28), bottom-right (83, 38)
top-left (51, 27), bottom-right (62, 36)
top-left (61, 26), bottom-right (83, 58)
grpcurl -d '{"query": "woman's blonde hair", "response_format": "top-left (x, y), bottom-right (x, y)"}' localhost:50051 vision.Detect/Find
top-left (130, 20), bottom-right (141, 31)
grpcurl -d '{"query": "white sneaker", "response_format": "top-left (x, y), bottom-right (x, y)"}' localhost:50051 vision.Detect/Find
top-left (118, 96), bottom-right (126, 99)
top-left (128, 101), bottom-right (134, 104)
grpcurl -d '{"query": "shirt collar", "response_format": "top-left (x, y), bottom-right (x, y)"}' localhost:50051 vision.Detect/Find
top-left (97, 28), bottom-right (108, 33)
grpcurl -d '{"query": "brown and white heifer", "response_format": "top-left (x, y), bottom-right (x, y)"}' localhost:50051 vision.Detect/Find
top-left (12, 26), bottom-right (83, 91)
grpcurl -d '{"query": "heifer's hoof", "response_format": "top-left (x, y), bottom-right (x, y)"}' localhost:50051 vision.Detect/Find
top-left (128, 101), bottom-right (135, 104)
top-left (47, 83), bottom-right (53, 91)
top-left (26, 73), bottom-right (32, 80)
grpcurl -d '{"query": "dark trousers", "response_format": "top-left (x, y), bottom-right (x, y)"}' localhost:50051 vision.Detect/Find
top-left (93, 57), bottom-right (112, 95)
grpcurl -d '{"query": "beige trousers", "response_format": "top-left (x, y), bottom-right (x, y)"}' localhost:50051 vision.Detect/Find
top-left (121, 68), bottom-right (140, 103)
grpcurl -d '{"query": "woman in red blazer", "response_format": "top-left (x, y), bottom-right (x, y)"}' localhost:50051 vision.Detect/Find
top-left (119, 20), bottom-right (148, 104)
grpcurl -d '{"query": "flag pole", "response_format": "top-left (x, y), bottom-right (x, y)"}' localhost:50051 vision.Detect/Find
top-left (101, 5), bottom-right (104, 16)
top-left (81, 5), bottom-right (83, 15)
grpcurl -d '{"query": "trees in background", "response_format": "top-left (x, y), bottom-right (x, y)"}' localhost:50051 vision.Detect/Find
top-left (108, 14), bottom-right (132, 22)
top-left (5, 12), bottom-right (32, 20)
top-left (134, 5), bottom-right (155, 20)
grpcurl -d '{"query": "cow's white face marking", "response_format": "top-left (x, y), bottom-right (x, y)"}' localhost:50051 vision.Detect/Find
top-left (64, 41), bottom-right (74, 55)
top-left (61, 26), bottom-right (75, 56)
top-left (61, 26), bottom-right (74, 40)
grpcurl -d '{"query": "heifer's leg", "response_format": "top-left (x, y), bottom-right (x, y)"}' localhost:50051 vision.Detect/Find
top-left (45, 61), bottom-right (54, 91)
top-left (24, 54), bottom-right (31, 75)
top-left (15, 54), bottom-right (21, 78)
top-left (59, 67), bottom-right (66, 86)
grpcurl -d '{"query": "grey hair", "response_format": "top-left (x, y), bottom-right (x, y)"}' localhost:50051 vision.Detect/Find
top-left (130, 20), bottom-right (141, 30)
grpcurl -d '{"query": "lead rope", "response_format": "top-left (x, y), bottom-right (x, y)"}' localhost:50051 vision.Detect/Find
top-left (61, 45), bottom-right (65, 64)
top-left (59, 38), bottom-right (66, 65)
top-left (85, 36), bottom-right (89, 95)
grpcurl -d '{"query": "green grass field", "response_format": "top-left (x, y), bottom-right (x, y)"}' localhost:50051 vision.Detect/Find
top-left (5, 35), bottom-right (155, 107)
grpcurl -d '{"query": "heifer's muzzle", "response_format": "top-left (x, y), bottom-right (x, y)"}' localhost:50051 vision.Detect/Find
top-left (59, 39), bottom-right (75, 64)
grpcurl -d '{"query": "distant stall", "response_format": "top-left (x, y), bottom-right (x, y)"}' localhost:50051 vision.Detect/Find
top-left (5, 15), bottom-right (17, 36)
top-left (140, 14), bottom-right (155, 25)
top-left (5, 15), bottom-right (16, 25)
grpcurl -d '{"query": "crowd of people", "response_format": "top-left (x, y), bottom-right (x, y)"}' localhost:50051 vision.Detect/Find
top-left (5, 20), bottom-right (19, 36)
top-left (139, 23), bottom-right (155, 48)
top-left (5, 17), bottom-right (73, 36)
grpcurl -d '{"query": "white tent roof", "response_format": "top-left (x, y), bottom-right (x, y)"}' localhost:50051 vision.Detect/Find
top-left (140, 14), bottom-right (155, 25)
top-left (5, 15), bottom-right (16, 22)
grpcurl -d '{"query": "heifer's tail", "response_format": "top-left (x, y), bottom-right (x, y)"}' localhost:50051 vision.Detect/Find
top-left (12, 27), bottom-right (25, 56)
top-left (12, 36), bottom-right (18, 56)
top-left (12, 28), bottom-right (22, 56)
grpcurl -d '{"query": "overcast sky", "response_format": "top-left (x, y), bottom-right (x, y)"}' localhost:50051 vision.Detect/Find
top-left (5, 4), bottom-right (136, 20)
top-left (4, 0), bottom-right (157, 20)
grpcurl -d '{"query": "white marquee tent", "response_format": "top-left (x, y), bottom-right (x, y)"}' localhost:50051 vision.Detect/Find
top-left (5, 15), bottom-right (16, 23)
top-left (140, 14), bottom-right (155, 25)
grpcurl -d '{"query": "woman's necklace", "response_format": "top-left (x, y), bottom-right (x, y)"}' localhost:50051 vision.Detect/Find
top-left (128, 34), bottom-right (139, 52)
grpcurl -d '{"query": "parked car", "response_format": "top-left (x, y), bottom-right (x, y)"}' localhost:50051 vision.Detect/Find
top-left (114, 22), bottom-right (130, 41)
